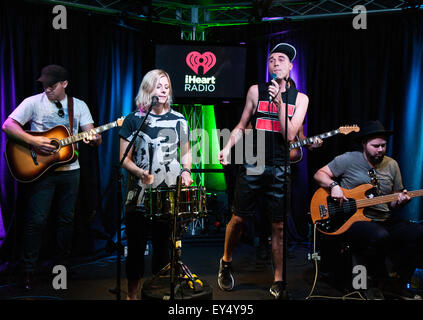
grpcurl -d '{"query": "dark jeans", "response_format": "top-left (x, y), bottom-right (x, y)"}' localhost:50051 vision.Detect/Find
top-left (22, 169), bottom-right (80, 273)
top-left (125, 210), bottom-right (170, 280)
top-left (346, 219), bottom-right (423, 284)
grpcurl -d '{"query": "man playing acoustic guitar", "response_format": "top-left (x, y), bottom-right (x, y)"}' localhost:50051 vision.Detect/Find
top-left (313, 120), bottom-right (423, 300)
top-left (2, 64), bottom-right (101, 290)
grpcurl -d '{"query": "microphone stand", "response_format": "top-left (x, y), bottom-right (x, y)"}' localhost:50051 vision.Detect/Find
top-left (170, 175), bottom-right (182, 300)
top-left (111, 96), bottom-right (158, 300)
top-left (282, 78), bottom-right (289, 298)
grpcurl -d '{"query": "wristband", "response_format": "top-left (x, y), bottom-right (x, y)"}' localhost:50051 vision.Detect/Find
top-left (181, 168), bottom-right (191, 175)
top-left (329, 181), bottom-right (339, 189)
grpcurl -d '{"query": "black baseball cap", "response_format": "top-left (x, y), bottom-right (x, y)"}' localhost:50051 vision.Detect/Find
top-left (269, 43), bottom-right (296, 61)
top-left (37, 64), bottom-right (69, 87)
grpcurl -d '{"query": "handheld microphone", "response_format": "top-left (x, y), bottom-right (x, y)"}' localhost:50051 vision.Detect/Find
top-left (269, 73), bottom-right (277, 101)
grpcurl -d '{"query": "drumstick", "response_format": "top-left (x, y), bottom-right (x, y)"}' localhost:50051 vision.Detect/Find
top-left (140, 143), bottom-right (154, 187)
top-left (148, 143), bottom-right (154, 175)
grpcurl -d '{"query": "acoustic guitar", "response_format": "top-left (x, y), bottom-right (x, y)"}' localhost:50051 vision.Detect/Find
top-left (289, 125), bottom-right (360, 163)
top-left (5, 117), bottom-right (124, 183)
top-left (310, 184), bottom-right (423, 235)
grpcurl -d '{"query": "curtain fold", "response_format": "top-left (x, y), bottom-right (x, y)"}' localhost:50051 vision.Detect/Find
top-left (400, 23), bottom-right (423, 220)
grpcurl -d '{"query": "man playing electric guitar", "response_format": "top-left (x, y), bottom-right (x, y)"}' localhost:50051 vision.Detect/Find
top-left (313, 120), bottom-right (423, 300)
top-left (289, 124), bottom-right (323, 163)
top-left (1, 65), bottom-right (102, 290)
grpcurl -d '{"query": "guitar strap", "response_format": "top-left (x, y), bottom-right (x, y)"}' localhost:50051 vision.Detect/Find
top-left (67, 95), bottom-right (74, 135)
top-left (67, 95), bottom-right (78, 158)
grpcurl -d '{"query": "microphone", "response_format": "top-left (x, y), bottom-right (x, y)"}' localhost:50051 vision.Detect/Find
top-left (145, 96), bottom-right (159, 113)
top-left (269, 73), bottom-right (277, 101)
top-left (151, 96), bottom-right (159, 107)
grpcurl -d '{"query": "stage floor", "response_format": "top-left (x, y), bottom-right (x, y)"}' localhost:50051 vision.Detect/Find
top-left (0, 235), bottom-right (347, 301)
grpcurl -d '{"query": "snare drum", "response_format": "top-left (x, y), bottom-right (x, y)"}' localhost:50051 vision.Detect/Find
top-left (144, 186), bottom-right (207, 219)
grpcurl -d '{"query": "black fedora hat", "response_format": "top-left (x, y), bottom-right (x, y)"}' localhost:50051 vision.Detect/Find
top-left (355, 120), bottom-right (393, 141)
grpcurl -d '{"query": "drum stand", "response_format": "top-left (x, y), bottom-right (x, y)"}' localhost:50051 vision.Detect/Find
top-left (152, 176), bottom-right (204, 299)
top-left (152, 228), bottom-right (204, 298)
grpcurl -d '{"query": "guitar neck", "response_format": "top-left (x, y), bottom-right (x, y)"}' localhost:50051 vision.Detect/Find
top-left (290, 129), bottom-right (340, 149)
top-left (356, 189), bottom-right (423, 208)
top-left (60, 121), bottom-right (119, 146)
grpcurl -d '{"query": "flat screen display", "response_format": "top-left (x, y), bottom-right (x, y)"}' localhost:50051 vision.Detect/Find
top-left (155, 43), bottom-right (247, 100)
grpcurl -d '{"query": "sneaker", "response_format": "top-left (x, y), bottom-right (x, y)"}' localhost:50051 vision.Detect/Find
top-left (381, 278), bottom-right (423, 300)
top-left (385, 287), bottom-right (423, 300)
top-left (269, 281), bottom-right (289, 299)
top-left (401, 290), bottom-right (423, 300)
top-left (218, 258), bottom-right (234, 291)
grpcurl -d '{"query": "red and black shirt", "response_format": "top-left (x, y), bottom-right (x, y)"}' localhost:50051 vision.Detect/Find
top-left (249, 82), bottom-right (298, 165)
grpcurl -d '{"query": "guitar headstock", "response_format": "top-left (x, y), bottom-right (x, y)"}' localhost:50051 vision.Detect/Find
top-left (116, 117), bottom-right (125, 127)
top-left (339, 125), bottom-right (360, 135)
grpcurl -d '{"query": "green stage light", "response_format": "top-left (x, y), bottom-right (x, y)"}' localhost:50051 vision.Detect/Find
top-left (177, 104), bottom-right (227, 191)
top-left (202, 105), bottom-right (226, 191)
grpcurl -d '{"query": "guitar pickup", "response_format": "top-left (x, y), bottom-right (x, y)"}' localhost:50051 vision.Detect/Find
top-left (319, 205), bottom-right (327, 218)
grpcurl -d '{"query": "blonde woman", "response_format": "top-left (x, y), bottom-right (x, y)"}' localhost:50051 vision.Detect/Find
top-left (119, 69), bottom-right (193, 300)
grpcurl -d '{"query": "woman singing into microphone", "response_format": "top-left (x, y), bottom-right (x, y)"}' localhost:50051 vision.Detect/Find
top-left (119, 69), bottom-right (193, 300)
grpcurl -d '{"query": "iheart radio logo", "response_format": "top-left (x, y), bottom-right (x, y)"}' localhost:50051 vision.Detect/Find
top-left (186, 51), bottom-right (216, 75)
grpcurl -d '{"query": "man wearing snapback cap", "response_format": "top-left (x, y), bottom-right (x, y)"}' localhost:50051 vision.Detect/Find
top-left (217, 43), bottom-right (310, 299)
top-left (314, 120), bottom-right (423, 299)
top-left (2, 64), bottom-right (102, 290)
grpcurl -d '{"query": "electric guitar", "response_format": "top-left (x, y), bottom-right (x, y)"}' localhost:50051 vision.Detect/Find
top-left (289, 125), bottom-right (360, 163)
top-left (4, 117), bottom-right (125, 183)
top-left (310, 184), bottom-right (423, 235)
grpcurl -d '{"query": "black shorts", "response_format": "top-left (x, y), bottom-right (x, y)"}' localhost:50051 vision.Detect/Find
top-left (233, 163), bottom-right (291, 222)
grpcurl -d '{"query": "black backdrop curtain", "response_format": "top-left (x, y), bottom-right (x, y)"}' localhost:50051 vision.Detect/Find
top-left (210, 11), bottom-right (423, 238)
top-left (0, 1), bottom-right (179, 258)
top-left (267, 12), bottom-right (423, 232)
top-left (1, 1), bottom-right (423, 258)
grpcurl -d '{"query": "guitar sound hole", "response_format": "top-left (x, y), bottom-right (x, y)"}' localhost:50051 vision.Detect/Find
top-left (49, 139), bottom-right (60, 152)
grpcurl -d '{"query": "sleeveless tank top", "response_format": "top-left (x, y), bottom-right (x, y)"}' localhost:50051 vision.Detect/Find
top-left (248, 82), bottom-right (298, 165)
